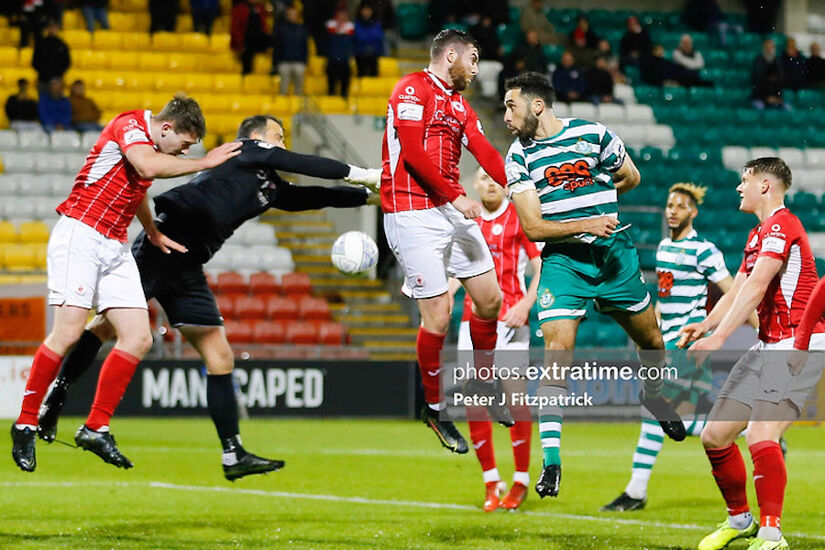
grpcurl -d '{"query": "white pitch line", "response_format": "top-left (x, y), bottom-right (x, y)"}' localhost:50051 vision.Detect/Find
top-left (148, 482), bottom-right (825, 542)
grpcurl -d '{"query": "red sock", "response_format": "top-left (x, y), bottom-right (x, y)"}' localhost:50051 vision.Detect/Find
top-left (706, 444), bottom-right (750, 515)
top-left (468, 409), bottom-right (496, 472)
top-left (469, 312), bottom-right (498, 352)
top-left (16, 344), bottom-right (64, 426)
top-left (416, 327), bottom-right (445, 405)
top-left (85, 349), bottom-right (140, 431)
top-left (510, 414), bottom-right (532, 474)
top-left (750, 440), bottom-right (786, 529)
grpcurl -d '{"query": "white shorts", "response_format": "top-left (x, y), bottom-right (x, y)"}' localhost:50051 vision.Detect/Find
top-left (457, 320), bottom-right (531, 351)
top-left (384, 204), bottom-right (495, 299)
top-left (47, 215), bottom-right (147, 311)
top-left (717, 334), bottom-right (825, 412)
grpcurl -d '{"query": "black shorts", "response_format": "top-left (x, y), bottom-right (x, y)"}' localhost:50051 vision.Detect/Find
top-left (132, 229), bottom-right (223, 327)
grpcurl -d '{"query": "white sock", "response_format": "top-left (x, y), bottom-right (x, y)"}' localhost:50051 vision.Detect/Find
top-left (625, 477), bottom-right (648, 500)
top-left (428, 402), bottom-right (444, 412)
top-left (513, 471), bottom-right (530, 486)
top-left (728, 511), bottom-right (753, 530)
top-left (95, 425), bottom-right (110, 433)
top-left (757, 526), bottom-right (782, 541)
top-left (482, 468), bottom-right (500, 484)
top-left (222, 451), bottom-right (238, 466)
top-left (15, 424), bottom-right (37, 431)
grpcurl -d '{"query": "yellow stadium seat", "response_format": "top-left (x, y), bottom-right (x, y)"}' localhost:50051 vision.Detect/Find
top-left (18, 47), bottom-right (32, 67)
top-left (252, 54), bottom-right (271, 75)
top-left (132, 13), bottom-right (150, 31)
top-left (33, 244), bottom-right (47, 269)
top-left (18, 221), bottom-right (49, 244)
top-left (208, 115), bottom-right (238, 135)
top-left (307, 56), bottom-right (325, 77)
top-left (139, 52), bottom-right (169, 72)
top-left (154, 73), bottom-right (188, 92)
top-left (0, 47), bottom-right (18, 66)
top-left (3, 244), bottom-right (37, 271)
top-left (203, 53), bottom-right (238, 72)
top-left (75, 49), bottom-right (110, 70)
top-left (152, 32), bottom-right (182, 51)
top-left (149, 92), bottom-right (173, 111)
top-left (198, 94), bottom-right (231, 113)
top-left (168, 53), bottom-right (197, 72)
top-left (213, 74), bottom-right (242, 93)
top-left (180, 33), bottom-right (211, 52)
top-left (358, 77), bottom-right (395, 97)
top-left (201, 133), bottom-right (219, 149)
top-left (0, 221), bottom-right (17, 243)
top-left (212, 17), bottom-right (229, 34)
top-left (185, 73), bottom-right (213, 93)
top-left (355, 97), bottom-right (387, 116)
top-left (89, 90), bottom-right (114, 109)
top-left (121, 71), bottom-right (156, 90)
top-left (0, 28), bottom-right (21, 48)
top-left (120, 0), bottom-right (148, 12)
top-left (175, 17), bottom-right (193, 33)
top-left (242, 74), bottom-right (274, 94)
top-left (304, 77), bottom-right (326, 95)
top-left (62, 10), bottom-right (82, 30)
top-left (110, 51), bottom-right (140, 71)
top-left (0, 68), bottom-right (37, 88)
top-left (316, 95), bottom-right (350, 114)
top-left (378, 57), bottom-right (400, 78)
top-left (92, 30), bottom-right (123, 50)
top-left (62, 30), bottom-right (92, 48)
top-left (121, 32), bottom-right (152, 50)
top-left (209, 33), bottom-right (230, 52)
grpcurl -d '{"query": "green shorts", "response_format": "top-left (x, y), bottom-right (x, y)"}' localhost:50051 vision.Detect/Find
top-left (536, 232), bottom-right (651, 324)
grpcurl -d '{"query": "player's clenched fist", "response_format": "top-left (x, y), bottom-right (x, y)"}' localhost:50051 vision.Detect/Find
top-left (581, 215), bottom-right (619, 237)
top-left (452, 195), bottom-right (482, 219)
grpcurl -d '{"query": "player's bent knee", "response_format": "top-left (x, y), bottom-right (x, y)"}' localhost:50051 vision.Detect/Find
top-left (474, 292), bottom-right (502, 319)
top-left (700, 425), bottom-right (734, 449)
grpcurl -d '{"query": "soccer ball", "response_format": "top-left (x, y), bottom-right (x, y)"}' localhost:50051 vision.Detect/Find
top-left (330, 231), bottom-right (378, 275)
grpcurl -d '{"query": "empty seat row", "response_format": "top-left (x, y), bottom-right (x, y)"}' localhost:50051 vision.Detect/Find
top-left (206, 245), bottom-right (294, 274)
top-left (224, 319), bottom-right (347, 345)
top-left (723, 146), bottom-right (825, 171)
top-left (553, 102), bottom-right (654, 125)
top-left (218, 294), bottom-right (330, 321)
top-left (209, 271), bottom-right (312, 298)
top-left (0, 242), bottom-right (47, 270)
top-left (0, 220), bottom-right (50, 243)
top-left (1, 151), bottom-right (87, 175)
top-left (0, 174), bottom-right (75, 197)
top-left (0, 129), bottom-right (100, 152)
top-left (610, 123), bottom-right (675, 149)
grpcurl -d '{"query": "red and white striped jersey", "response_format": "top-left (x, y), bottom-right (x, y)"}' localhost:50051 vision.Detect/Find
top-left (56, 110), bottom-right (154, 242)
top-left (462, 201), bottom-right (541, 324)
top-left (381, 69), bottom-right (485, 213)
top-left (739, 207), bottom-right (825, 342)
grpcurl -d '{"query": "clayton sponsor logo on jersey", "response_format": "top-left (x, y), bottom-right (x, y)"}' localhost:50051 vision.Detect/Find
top-left (544, 159), bottom-right (595, 191)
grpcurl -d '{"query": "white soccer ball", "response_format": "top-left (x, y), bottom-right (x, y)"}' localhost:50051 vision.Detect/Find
top-left (330, 231), bottom-right (378, 275)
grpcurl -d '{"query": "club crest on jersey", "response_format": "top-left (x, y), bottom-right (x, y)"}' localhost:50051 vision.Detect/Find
top-left (451, 100), bottom-right (465, 112)
top-left (492, 223), bottom-right (504, 236)
top-left (539, 292), bottom-right (555, 308)
top-left (575, 140), bottom-right (592, 154)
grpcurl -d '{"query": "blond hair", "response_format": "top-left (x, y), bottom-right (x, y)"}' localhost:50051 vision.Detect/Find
top-left (668, 182), bottom-right (706, 206)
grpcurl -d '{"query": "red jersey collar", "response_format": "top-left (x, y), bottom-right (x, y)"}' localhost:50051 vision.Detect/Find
top-left (424, 68), bottom-right (455, 95)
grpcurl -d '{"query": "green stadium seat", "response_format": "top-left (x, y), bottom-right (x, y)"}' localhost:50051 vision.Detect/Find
top-left (638, 146), bottom-right (666, 164)
top-left (704, 49), bottom-right (730, 68)
top-left (508, 6), bottom-right (520, 23)
top-left (661, 87), bottom-right (688, 103)
top-left (542, 44), bottom-right (564, 64)
top-left (796, 89), bottom-right (823, 109)
top-left (397, 4), bottom-right (429, 40)
top-left (497, 24), bottom-right (523, 55)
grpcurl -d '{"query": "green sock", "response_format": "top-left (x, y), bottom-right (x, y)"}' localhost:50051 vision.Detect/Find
top-left (538, 385), bottom-right (565, 466)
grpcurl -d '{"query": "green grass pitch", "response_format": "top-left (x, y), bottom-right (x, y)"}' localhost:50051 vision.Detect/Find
top-left (1, 418), bottom-right (823, 549)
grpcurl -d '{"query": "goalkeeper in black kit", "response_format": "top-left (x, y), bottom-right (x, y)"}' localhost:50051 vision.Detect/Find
top-left (36, 115), bottom-right (380, 480)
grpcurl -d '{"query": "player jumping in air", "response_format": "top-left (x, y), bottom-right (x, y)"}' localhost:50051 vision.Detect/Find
top-left (684, 158), bottom-right (825, 550)
top-left (501, 72), bottom-right (686, 499)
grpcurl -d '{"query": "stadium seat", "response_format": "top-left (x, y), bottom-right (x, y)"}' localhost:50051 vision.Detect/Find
top-left (50, 130), bottom-right (82, 151)
top-left (0, 130), bottom-right (18, 150)
top-left (253, 245), bottom-right (294, 272)
top-left (299, 296), bottom-right (330, 321)
top-left (224, 320), bottom-right (254, 343)
top-left (216, 294), bottom-right (235, 318)
top-left (17, 221), bottom-right (49, 244)
top-left (777, 147), bottom-right (805, 170)
top-left (18, 130), bottom-right (50, 151)
top-left (1, 196), bottom-right (36, 218)
top-left (0, 221), bottom-right (17, 242)
top-left (805, 148), bottom-right (825, 167)
top-left (253, 320), bottom-right (287, 344)
top-left (34, 151), bottom-right (66, 174)
top-left (570, 102), bottom-right (597, 120)
top-left (216, 271), bottom-right (247, 295)
top-left (596, 103), bottom-right (625, 124)
top-left (92, 30), bottom-right (123, 50)
top-left (244, 223), bottom-right (276, 245)
top-left (249, 272), bottom-right (281, 296)
top-left (62, 30), bottom-right (92, 48)
top-left (2, 243), bottom-right (37, 271)
top-left (722, 146), bottom-right (749, 170)
top-left (281, 272), bottom-right (311, 296)
top-left (318, 322), bottom-right (346, 345)
top-left (235, 295), bottom-right (267, 320)
top-left (286, 322), bottom-right (318, 344)
top-left (264, 295), bottom-right (297, 319)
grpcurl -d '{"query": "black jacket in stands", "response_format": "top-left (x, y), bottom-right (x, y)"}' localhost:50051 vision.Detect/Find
top-left (152, 139), bottom-right (351, 264)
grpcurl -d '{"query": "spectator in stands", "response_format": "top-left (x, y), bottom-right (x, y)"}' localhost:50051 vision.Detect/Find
top-left (79, 0), bottom-right (109, 32)
top-left (38, 77), bottom-right (71, 133)
top-left (672, 34), bottom-right (704, 72)
top-left (273, 5), bottom-right (308, 95)
top-left (231, 0), bottom-right (270, 75)
top-left (587, 56), bottom-right (621, 105)
top-left (149, 0), bottom-right (179, 33)
top-left (324, 7), bottom-right (355, 98)
top-left (596, 39), bottom-right (624, 83)
top-left (68, 79), bottom-right (102, 132)
top-left (4, 78), bottom-right (40, 131)
top-left (32, 20), bottom-right (70, 96)
top-left (470, 14), bottom-right (502, 62)
top-left (354, 3), bottom-right (384, 77)
top-left (45, 0), bottom-right (65, 28)
top-left (751, 38), bottom-right (789, 110)
top-left (619, 15), bottom-right (651, 72)
top-left (781, 37), bottom-right (807, 91)
top-left (568, 14), bottom-right (598, 50)
top-left (807, 42), bottom-right (825, 88)
top-left (497, 31), bottom-right (548, 100)
top-left (367, 0), bottom-right (396, 54)
top-left (191, 0), bottom-right (218, 35)
top-left (640, 44), bottom-right (712, 88)
top-left (552, 50), bottom-right (587, 103)
top-left (744, 0), bottom-right (780, 35)
top-left (682, 0), bottom-right (741, 46)
top-left (569, 34), bottom-right (596, 71)
top-left (19, 0), bottom-right (46, 48)
top-left (519, 0), bottom-right (560, 46)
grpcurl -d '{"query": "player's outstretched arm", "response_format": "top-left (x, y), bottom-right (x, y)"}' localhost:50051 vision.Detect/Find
top-left (259, 146), bottom-right (379, 185)
top-left (510, 188), bottom-right (619, 241)
top-left (612, 155), bottom-right (641, 196)
top-left (125, 141), bottom-right (242, 179)
top-left (135, 197), bottom-right (188, 254)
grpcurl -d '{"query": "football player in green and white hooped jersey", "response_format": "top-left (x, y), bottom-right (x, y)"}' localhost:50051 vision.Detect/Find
top-left (602, 183), bottom-right (757, 512)
top-left (501, 71), bottom-right (686, 500)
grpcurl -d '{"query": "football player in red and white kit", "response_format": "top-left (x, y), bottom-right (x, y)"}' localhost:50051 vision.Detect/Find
top-left (381, 29), bottom-right (509, 453)
top-left (10, 95), bottom-right (242, 472)
top-left (453, 167), bottom-right (541, 511)
top-left (682, 158), bottom-right (825, 550)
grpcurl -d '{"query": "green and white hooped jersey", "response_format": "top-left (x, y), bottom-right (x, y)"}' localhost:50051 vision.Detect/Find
top-left (504, 118), bottom-right (626, 246)
top-left (656, 229), bottom-right (730, 344)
